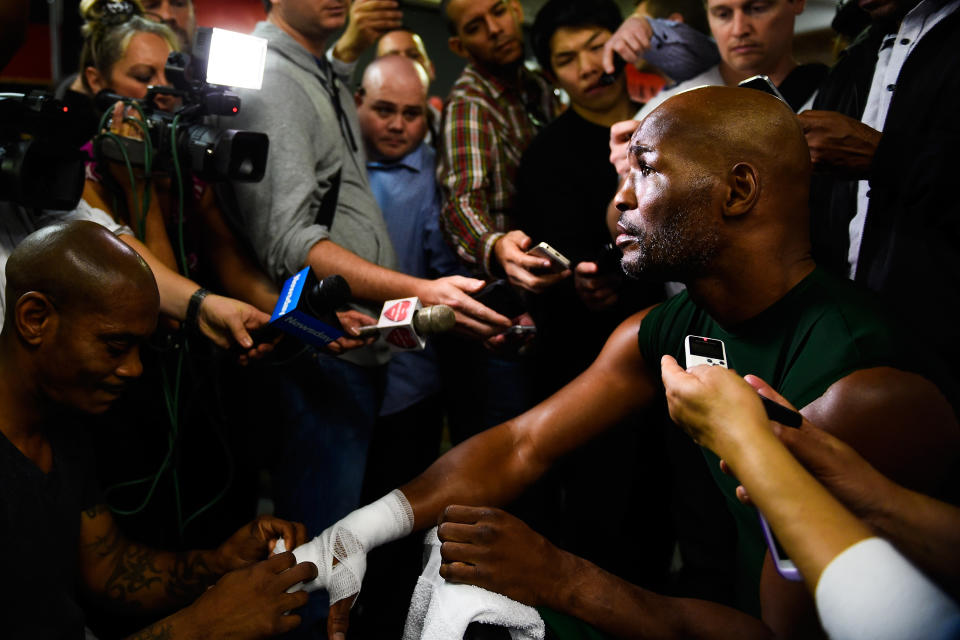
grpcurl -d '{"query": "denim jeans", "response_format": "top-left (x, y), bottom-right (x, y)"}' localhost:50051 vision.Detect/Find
top-left (264, 351), bottom-right (385, 637)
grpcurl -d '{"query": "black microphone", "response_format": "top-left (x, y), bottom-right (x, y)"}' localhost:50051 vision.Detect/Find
top-left (251, 269), bottom-right (351, 349)
top-left (356, 298), bottom-right (455, 350)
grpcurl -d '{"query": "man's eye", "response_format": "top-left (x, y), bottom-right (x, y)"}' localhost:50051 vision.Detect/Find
top-left (492, 3), bottom-right (507, 15)
top-left (554, 56), bottom-right (573, 67)
top-left (713, 9), bottom-right (731, 19)
top-left (374, 107), bottom-right (394, 117)
top-left (402, 109), bottom-right (423, 121)
top-left (638, 162), bottom-right (653, 177)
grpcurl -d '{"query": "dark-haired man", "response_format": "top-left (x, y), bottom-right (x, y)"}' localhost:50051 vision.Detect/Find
top-left (301, 87), bottom-right (959, 639)
top-left (0, 221), bottom-right (317, 639)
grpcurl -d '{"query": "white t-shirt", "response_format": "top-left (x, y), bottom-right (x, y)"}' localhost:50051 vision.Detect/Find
top-left (816, 537), bottom-right (960, 640)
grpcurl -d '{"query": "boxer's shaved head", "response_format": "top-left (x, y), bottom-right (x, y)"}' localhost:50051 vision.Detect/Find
top-left (615, 86), bottom-right (812, 284)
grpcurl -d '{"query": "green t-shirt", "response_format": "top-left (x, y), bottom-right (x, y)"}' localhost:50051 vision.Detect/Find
top-left (637, 267), bottom-right (909, 615)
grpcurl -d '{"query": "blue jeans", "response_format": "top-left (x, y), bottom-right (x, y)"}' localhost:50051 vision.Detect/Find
top-left (264, 352), bottom-right (384, 636)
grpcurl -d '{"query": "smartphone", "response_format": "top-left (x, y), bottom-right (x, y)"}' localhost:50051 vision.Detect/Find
top-left (505, 324), bottom-right (537, 336)
top-left (471, 279), bottom-right (526, 319)
top-left (683, 335), bottom-right (804, 581)
top-left (526, 241), bottom-right (571, 273)
top-left (738, 75), bottom-right (789, 108)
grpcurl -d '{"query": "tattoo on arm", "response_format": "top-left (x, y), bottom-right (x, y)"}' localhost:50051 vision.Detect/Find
top-left (82, 507), bottom-right (218, 611)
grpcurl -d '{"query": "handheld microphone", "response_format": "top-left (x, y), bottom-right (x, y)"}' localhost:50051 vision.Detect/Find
top-left (254, 268), bottom-right (350, 349)
top-left (356, 297), bottom-right (455, 351)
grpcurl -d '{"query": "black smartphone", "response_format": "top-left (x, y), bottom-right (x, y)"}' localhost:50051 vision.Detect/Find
top-left (471, 279), bottom-right (526, 319)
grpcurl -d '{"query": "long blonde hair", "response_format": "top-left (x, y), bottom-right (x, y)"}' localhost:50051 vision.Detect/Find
top-left (78, 0), bottom-right (179, 92)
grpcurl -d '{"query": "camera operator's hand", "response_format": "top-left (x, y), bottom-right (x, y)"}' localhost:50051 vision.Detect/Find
top-left (602, 14), bottom-right (654, 74)
top-left (574, 261), bottom-right (620, 311)
top-left (165, 552), bottom-right (318, 639)
top-left (416, 276), bottom-right (512, 339)
top-left (610, 119), bottom-right (640, 175)
top-left (323, 309), bottom-right (378, 355)
top-left (798, 110), bottom-right (881, 179)
top-left (493, 230), bottom-right (570, 293)
top-left (332, 0), bottom-right (403, 63)
top-left (198, 293), bottom-right (273, 360)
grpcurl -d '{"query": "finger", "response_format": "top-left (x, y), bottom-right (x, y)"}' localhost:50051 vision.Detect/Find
top-left (437, 521), bottom-right (480, 544)
top-left (291, 522), bottom-right (308, 550)
top-left (602, 39), bottom-right (616, 73)
top-left (327, 596), bottom-right (354, 640)
top-left (283, 590), bottom-right (310, 613)
top-left (228, 319), bottom-right (255, 350)
top-left (439, 560), bottom-right (480, 586)
top-left (659, 354), bottom-right (687, 384)
top-left (279, 560), bottom-right (320, 590)
top-left (613, 40), bottom-right (639, 64)
top-left (735, 485), bottom-right (754, 506)
top-left (277, 611), bottom-right (304, 634)
top-left (742, 375), bottom-right (796, 410)
top-left (451, 294), bottom-right (512, 327)
top-left (440, 540), bottom-right (483, 566)
top-left (576, 261), bottom-right (599, 275)
top-left (439, 504), bottom-right (487, 525)
top-left (267, 551), bottom-right (297, 572)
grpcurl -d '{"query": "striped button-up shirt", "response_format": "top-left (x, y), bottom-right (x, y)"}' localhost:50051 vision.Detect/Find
top-left (438, 63), bottom-right (558, 276)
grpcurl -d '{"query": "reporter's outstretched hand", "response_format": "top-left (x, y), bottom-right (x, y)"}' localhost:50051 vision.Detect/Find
top-left (602, 15), bottom-right (654, 73)
top-left (437, 505), bottom-right (569, 608)
top-left (493, 230), bottom-right (570, 293)
top-left (198, 293), bottom-right (273, 361)
top-left (323, 309), bottom-right (378, 355)
top-left (418, 275), bottom-right (513, 338)
top-left (660, 355), bottom-right (768, 453)
top-left (176, 552), bottom-right (318, 639)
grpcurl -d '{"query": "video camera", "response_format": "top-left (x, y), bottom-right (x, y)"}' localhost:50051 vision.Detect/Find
top-left (94, 27), bottom-right (269, 183)
top-left (0, 92), bottom-right (87, 210)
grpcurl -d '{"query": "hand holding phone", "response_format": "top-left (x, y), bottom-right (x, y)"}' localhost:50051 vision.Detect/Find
top-left (684, 334), bottom-right (803, 581)
top-left (525, 241), bottom-right (571, 274)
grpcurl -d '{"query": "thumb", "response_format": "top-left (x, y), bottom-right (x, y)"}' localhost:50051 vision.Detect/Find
top-left (327, 596), bottom-right (354, 640)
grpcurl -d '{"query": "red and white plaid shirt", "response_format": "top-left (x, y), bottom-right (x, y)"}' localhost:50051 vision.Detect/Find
top-left (438, 63), bottom-right (559, 276)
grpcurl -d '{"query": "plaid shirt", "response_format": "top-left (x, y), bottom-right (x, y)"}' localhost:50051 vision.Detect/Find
top-left (438, 63), bottom-right (558, 276)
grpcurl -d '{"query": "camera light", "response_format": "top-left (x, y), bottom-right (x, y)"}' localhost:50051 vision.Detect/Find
top-left (205, 28), bottom-right (267, 90)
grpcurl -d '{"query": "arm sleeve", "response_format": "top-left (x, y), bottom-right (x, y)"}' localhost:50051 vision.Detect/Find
top-left (438, 96), bottom-right (504, 276)
top-left (643, 19), bottom-right (720, 83)
top-left (224, 72), bottom-right (337, 283)
top-left (815, 537), bottom-right (960, 640)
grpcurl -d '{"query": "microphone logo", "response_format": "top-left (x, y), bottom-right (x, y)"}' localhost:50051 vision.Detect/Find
top-left (384, 300), bottom-right (412, 322)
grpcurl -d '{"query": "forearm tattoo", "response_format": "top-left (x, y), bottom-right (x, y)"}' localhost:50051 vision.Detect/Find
top-left (82, 506), bottom-right (218, 610)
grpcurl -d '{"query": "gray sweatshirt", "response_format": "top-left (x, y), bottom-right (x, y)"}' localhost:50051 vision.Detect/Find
top-left (220, 21), bottom-right (397, 365)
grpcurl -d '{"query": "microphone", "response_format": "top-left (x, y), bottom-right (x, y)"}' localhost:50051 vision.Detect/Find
top-left (356, 297), bottom-right (455, 351)
top-left (255, 268), bottom-right (350, 349)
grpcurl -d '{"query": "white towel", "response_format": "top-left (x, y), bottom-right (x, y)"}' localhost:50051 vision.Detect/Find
top-left (403, 527), bottom-right (545, 640)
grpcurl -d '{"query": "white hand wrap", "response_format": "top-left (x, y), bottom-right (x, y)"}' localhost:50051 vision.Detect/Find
top-left (282, 489), bottom-right (414, 605)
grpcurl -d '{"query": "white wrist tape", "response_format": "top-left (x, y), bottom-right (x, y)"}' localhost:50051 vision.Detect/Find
top-left (280, 489), bottom-right (414, 605)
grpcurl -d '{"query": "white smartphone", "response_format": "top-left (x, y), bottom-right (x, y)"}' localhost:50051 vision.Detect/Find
top-left (683, 335), bottom-right (803, 582)
top-left (526, 241), bottom-right (571, 273)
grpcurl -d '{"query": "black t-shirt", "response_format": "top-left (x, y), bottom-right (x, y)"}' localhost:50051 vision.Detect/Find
top-left (514, 107), bottom-right (664, 394)
top-left (0, 424), bottom-right (101, 639)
